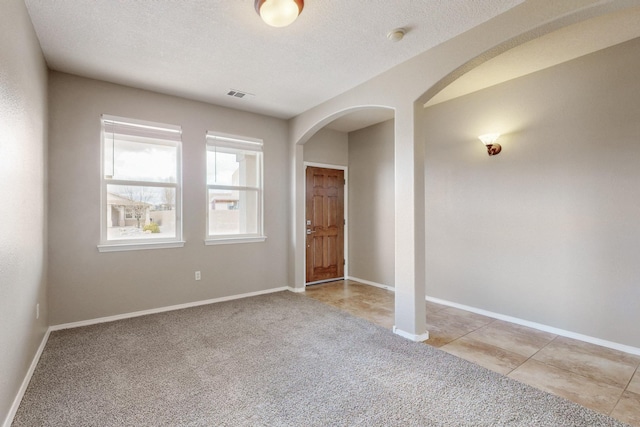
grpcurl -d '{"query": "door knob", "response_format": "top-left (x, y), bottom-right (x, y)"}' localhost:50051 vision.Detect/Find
top-left (306, 229), bottom-right (316, 235)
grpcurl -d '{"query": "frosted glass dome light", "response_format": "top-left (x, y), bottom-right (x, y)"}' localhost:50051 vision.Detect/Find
top-left (255, 0), bottom-right (304, 28)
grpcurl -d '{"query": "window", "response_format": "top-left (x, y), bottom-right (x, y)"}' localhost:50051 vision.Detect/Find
top-left (206, 132), bottom-right (265, 244)
top-left (98, 115), bottom-right (183, 252)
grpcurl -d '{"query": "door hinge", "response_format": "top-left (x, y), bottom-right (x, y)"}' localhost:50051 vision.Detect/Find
top-left (343, 219), bottom-right (346, 225)
top-left (343, 259), bottom-right (345, 265)
top-left (343, 179), bottom-right (346, 185)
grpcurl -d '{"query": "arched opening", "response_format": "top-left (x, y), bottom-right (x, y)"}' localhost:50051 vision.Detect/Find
top-left (287, 2), bottom-right (640, 352)
top-left (407, 8), bottom-right (640, 409)
top-left (415, 4), bottom-right (640, 342)
top-left (291, 106), bottom-right (396, 297)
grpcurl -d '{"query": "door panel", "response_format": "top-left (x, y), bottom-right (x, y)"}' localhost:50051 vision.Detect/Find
top-left (306, 166), bottom-right (345, 283)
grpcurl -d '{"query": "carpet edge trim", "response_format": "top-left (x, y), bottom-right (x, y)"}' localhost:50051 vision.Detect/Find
top-left (4, 328), bottom-right (51, 427)
top-left (49, 286), bottom-right (289, 331)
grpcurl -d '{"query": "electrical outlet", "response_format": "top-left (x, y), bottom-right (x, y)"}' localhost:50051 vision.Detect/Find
top-left (36, 303), bottom-right (40, 320)
top-left (195, 271), bottom-right (201, 281)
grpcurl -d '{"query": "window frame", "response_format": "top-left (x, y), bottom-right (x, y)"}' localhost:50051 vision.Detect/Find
top-left (98, 114), bottom-right (184, 252)
top-left (205, 131), bottom-right (266, 245)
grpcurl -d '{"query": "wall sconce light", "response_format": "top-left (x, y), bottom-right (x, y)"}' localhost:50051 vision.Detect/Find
top-left (478, 133), bottom-right (502, 156)
top-left (255, 0), bottom-right (304, 27)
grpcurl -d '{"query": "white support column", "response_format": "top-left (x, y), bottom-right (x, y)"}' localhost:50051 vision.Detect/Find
top-left (393, 104), bottom-right (428, 342)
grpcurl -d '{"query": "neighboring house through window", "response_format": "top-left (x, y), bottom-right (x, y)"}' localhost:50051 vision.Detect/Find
top-left (206, 132), bottom-right (265, 244)
top-left (98, 115), bottom-right (184, 252)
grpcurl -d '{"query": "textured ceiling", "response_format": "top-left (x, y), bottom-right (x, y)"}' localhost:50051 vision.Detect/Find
top-left (23, 0), bottom-right (524, 122)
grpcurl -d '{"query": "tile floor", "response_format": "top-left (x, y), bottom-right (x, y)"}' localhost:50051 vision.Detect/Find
top-left (304, 279), bottom-right (640, 426)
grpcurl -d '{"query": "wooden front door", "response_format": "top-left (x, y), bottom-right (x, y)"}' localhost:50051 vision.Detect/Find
top-left (306, 166), bottom-right (345, 284)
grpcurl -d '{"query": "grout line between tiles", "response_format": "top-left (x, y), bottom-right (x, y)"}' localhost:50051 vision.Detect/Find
top-left (607, 387), bottom-right (628, 416)
top-left (621, 365), bottom-right (639, 393)
top-left (610, 364), bottom-right (640, 416)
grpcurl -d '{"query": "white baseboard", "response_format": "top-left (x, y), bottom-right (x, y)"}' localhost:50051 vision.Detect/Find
top-left (346, 276), bottom-right (394, 291)
top-left (348, 279), bottom-right (640, 356)
top-left (393, 326), bottom-right (429, 342)
top-left (50, 286), bottom-right (289, 331)
top-left (9, 281), bottom-right (638, 427)
top-left (7, 286), bottom-right (289, 426)
top-left (425, 295), bottom-right (640, 356)
top-left (3, 328), bottom-right (51, 427)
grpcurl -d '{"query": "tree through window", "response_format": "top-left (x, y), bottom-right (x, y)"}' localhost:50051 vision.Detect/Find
top-left (99, 115), bottom-right (183, 251)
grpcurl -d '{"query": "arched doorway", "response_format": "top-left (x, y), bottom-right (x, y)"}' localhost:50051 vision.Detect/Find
top-left (292, 106), bottom-right (396, 291)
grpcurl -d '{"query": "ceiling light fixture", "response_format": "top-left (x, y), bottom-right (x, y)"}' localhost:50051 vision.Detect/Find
top-left (255, 0), bottom-right (304, 28)
top-left (478, 133), bottom-right (502, 156)
top-left (387, 28), bottom-right (406, 42)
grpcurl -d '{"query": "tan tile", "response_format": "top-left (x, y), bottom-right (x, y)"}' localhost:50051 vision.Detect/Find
top-left (425, 300), bottom-right (448, 314)
top-left (611, 391), bottom-right (640, 427)
top-left (331, 297), bottom-right (368, 309)
top-left (304, 283), bottom-right (347, 301)
top-left (439, 307), bottom-right (493, 326)
top-left (358, 304), bottom-right (392, 317)
top-left (377, 300), bottom-right (395, 311)
top-left (424, 308), bottom-right (493, 346)
top-left (424, 333), bottom-right (454, 348)
top-left (316, 281), bottom-right (391, 304)
top-left (329, 302), bottom-right (363, 317)
top-left (532, 336), bottom-right (640, 388)
top-left (440, 335), bottom-right (528, 375)
top-left (338, 299), bottom-right (384, 315)
top-left (422, 325), bottom-right (466, 347)
top-left (464, 320), bottom-right (556, 358)
top-left (332, 300), bottom-right (393, 326)
top-left (509, 359), bottom-right (624, 415)
top-left (363, 294), bottom-right (394, 308)
top-left (427, 308), bottom-right (492, 331)
top-left (361, 313), bottom-right (394, 330)
top-left (628, 369), bottom-right (640, 395)
top-left (304, 292), bottom-right (341, 304)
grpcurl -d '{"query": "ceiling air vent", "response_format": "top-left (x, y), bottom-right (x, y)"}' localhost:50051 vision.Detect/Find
top-left (226, 89), bottom-right (254, 100)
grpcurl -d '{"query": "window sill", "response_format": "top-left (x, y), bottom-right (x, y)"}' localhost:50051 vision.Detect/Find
top-left (204, 236), bottom-right (267, 246)
top-left (97, 241), bottom-right (186, 253)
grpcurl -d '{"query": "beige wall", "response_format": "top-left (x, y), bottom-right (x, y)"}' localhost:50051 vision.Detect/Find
top-left (48, 72), bottom-right (290, 325)
top-left (422, 38), bottom-right (640, 347)
top-left (303, 127), bottom-right (348, 166)
top-left (348, 120), bottom-right (395, 287)
top-left (289, 2), bottom-right (630, 337)
top-left (0, 0), bottom-right (48, 422)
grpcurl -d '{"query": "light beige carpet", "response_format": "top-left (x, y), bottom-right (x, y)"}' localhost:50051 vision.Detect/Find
top-left (13, 292), bottom-right (629, 426)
